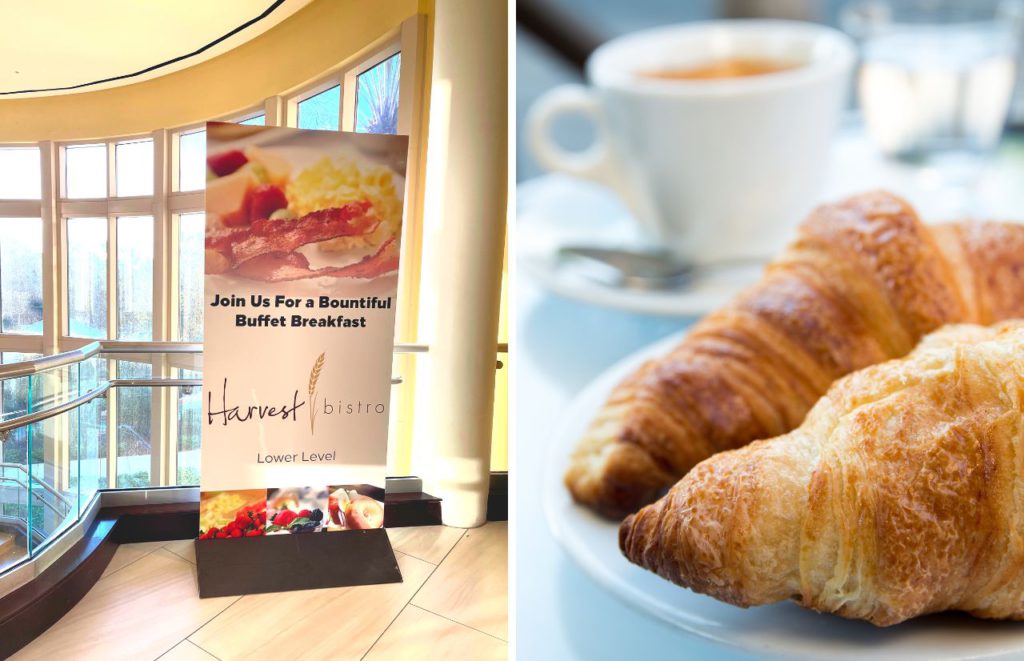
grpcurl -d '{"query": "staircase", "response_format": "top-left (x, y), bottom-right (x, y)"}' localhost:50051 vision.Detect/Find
top-left (0, 532), bottom-right (25, 571)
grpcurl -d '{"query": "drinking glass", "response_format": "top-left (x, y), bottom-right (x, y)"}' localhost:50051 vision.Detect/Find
top-left (843, 0), bottom-right (1023, 185)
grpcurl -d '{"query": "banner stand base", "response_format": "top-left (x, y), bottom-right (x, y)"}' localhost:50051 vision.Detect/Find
top-left (196, 528), bottom-right (403, 598)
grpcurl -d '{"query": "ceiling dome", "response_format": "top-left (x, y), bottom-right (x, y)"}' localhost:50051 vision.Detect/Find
top-left (0, 0), bottom-right (311, 98)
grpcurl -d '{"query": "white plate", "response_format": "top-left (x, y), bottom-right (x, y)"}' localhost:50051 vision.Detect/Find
top-left (544, 332), bottom-right (1024, 660)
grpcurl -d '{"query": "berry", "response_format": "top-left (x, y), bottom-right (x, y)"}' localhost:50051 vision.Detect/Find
top-left (274, 509), bottom-right (298, 526)
top-left (207, 150), bottom-right (248, 177)
top-left (249, 184), bottom-right (288, 221)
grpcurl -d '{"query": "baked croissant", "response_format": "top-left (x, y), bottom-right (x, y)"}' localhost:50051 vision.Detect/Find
top-left (566, 191), bottom-right (1024, 518)
top-left (620, 321), bottom-right (1024, 626)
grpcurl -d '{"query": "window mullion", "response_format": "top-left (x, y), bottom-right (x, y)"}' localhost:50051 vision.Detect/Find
top-left (39, 141), bottom-right (60, 354)
top-left (152, 129), bottom-right (170, 343)
top-left (340, 74), bottom-right (355, 132)
top-left (265, 96), bottom-right (285, 127)
top-left (106, 142), bottom-right (116, 198)
top-left (152, 129), bottom-right (172, 487)
top-left (107, 214), bottom-right (116, 341)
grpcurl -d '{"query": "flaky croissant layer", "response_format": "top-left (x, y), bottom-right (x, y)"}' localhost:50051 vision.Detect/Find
top-left (620, 321), bottom-right (1024, 626)
top-left (567, 191), bottom-right (1024, 518)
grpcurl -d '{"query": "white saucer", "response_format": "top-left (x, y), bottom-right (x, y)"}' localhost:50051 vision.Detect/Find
top-left (517, 175), bottom-right (765, 317)
top-left (544, 331), bottom-right (1024, 660)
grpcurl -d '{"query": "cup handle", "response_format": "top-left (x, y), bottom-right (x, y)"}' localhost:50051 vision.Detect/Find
top-left (527, 85), bottom-right (659, 234)
top-left (527, 85), bottom-right (624, 185)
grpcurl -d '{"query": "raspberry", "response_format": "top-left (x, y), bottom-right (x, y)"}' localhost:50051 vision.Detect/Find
top-left (207, 149), bottom-right (248, 177)
top-left (249, 184), bottom-right (288, 221)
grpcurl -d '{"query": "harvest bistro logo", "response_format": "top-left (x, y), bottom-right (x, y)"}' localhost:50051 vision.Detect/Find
top-left (207, 351), bottom-right (386, 434)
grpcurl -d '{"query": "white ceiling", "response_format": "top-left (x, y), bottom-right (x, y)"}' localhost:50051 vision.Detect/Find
top-left (0, 0), bottom-right (312, 98)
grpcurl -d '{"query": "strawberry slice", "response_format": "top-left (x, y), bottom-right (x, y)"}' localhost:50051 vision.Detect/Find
top-left (249, 184), bottom-right (288, 221)
top-left (207, 149), bottom-right (248, 177)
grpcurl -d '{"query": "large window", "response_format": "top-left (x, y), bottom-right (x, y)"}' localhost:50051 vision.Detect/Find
top-left (0, 148), bottom-right (41, 199)
top-left (114, 139), bottom-right (154, 197)
top-left (66, 217), bottom-right (108, 339)
top-left (177, 213), bottom-right (205, 342)
top-left (356, 54), bottom-right (401, 134)
top-left (64, 144), bottom-right (107, 199)
top-left (0, 219), bottom-right (43, 334)
top-left (178, 129), bottom-right (206, 192)
top-left (116, 215), bottom-right (154, 340)
top-left (297, 84), bottom-right (341, 131)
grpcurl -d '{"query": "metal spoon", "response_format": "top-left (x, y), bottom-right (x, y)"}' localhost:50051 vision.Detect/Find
top-left (557, 245), bottom-right (696, 290)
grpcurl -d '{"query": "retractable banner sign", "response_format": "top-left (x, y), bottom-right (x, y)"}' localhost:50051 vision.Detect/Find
top-left (196, 122), bottom-right (408, 597)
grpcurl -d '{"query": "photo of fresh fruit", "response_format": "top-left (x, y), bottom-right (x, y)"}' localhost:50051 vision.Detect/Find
top-left (198, 489), bottom-right (267, 540)
top-left (327, 486), bottom-right (385, 531)
top-left (265, 486), bottom-right (329, 534)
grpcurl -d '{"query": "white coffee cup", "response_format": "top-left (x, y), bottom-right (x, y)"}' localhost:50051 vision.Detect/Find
top-left (527, 20), bottom-right (856, 264)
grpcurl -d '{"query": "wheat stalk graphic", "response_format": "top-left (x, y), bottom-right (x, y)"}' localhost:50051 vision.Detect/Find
top-left (308, 352), bottom-right (325, 434)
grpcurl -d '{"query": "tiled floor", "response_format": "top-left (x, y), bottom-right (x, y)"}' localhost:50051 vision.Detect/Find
top-left (11, 523), bottom-right (507, 660)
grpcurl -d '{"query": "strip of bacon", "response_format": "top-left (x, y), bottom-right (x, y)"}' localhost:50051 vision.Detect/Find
top-left (205, 201), bottom-right (379, 272)
top-left (233, 238), bottom-right (400, 282)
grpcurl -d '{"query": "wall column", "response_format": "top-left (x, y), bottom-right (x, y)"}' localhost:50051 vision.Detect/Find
top-left (425, 0), bottom-right (508, 528)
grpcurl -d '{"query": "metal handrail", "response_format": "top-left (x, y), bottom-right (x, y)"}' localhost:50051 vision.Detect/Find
top-left (109, 378), bottom-right (203, 388)
top-left (0, 383), bottom-right (109, 434)
top-left (0, 341), bottom-right (510, 382)
top-left (99, 342), bottom-right (202, 354)
top-left (0, 466), bottom-right (73, 513)
top-left (0, 463), bottom-right (73, 510)
top-left (0, 478), bottom-right (68, 523)
top-left (0, 478), bottom-right (67, 519)
top-left (0, 342), bottom-right (101, 380)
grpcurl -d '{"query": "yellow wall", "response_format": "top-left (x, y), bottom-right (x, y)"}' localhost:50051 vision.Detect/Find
top-left (0, 0), bottom-right (421, 141)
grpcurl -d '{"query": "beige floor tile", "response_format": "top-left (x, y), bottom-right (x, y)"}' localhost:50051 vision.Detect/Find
top-left (189, 552), bottom-right (434, 660)
top-left (101, 540), bottom-right (167, 578)
top-left (412, 522), bottom-right (507, 640)
top-left (365, 605), bottom-right (506, 661)
top-left (163, 538), bottom-right (197, 564)
top-left (386, 525), bottom-right (465, 565)
top-left (13, 549), bottom-right (237, 661)
top-left (159, 640), bottom-right (218, 660)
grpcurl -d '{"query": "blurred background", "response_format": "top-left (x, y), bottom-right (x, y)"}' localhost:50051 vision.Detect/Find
top-left (518, 0), bottom-right (1024, 182)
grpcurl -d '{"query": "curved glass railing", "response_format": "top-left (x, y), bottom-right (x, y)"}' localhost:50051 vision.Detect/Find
top-left (0, 342), bottom-right (202, 573)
